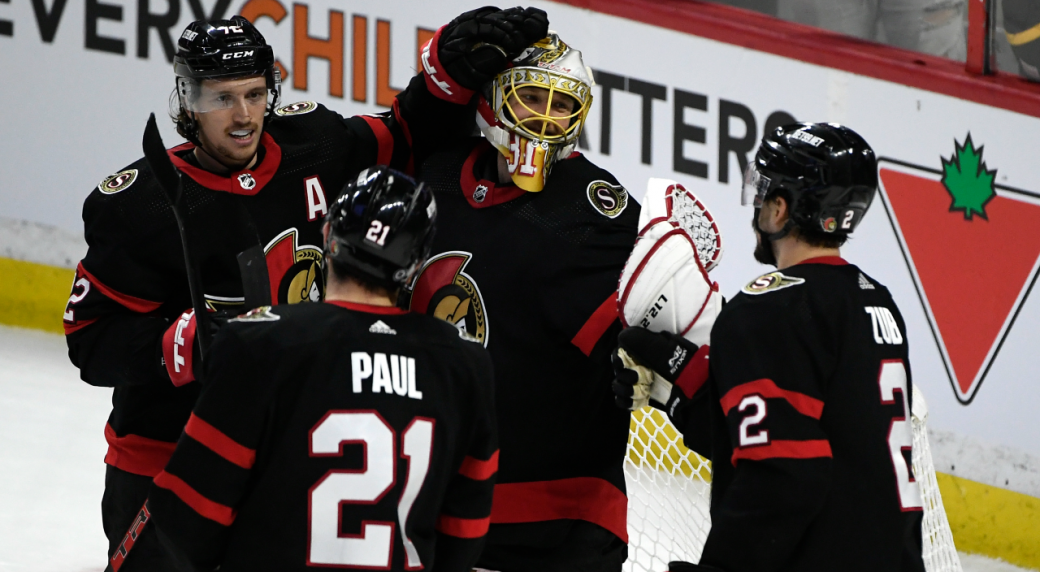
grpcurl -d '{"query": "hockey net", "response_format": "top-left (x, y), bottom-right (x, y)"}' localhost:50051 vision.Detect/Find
top-left (623, 385), bottom-right (962, 572)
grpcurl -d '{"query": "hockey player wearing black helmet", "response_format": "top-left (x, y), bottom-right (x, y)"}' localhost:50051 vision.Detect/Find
top-left (170, 16), bottom-right (281, 172)
top-left (141, 165), bottom-right (499, 571)
top-left (64, 9), bottom-right (548, 572)
top-left (615, 123), bottom-right (926, 572)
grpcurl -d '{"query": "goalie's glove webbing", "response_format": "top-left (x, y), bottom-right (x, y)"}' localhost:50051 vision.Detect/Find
top-left (439, 6), bottom-right (549, 90)
top-left (612, 327), bottom-right (710, 412)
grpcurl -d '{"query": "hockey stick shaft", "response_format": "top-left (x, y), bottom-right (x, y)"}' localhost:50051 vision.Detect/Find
top-left (142, 113), bottom-right (213, 357)
top-left (109, 499), bottom-right (151, 571)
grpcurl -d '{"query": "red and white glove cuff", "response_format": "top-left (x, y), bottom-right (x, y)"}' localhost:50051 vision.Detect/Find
top-left (675, 345), bottom-right (711, 399)
top-left (162, 310), bottom-right (197, 387)
top-left (420, 26), bottom-right (476, 105)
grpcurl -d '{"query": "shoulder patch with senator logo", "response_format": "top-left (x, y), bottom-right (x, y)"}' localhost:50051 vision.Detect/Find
top-left (229, 306), bottom-right (280, 322)
top-left (742, 272), bottom-right (806, 295)
top-left (586, 180), bottom-right (628, 218)
top-left (275, 101), bottom-right (318, 116)
top-left (97, 169), bottom-right (138, 194)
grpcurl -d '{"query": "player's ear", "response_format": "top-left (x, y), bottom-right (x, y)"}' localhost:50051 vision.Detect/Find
top-left (322, 222), bottom-right (330, 244)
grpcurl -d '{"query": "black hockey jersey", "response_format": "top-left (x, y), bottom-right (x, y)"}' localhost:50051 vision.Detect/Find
top-left (409, 139), bottom-right (640, 546)
top-left (693, 257), bottom-right (925, 572)
top-left (146, 301), bottom-right (497, 571)
top-left (64, 74), bottom-right (472, 478)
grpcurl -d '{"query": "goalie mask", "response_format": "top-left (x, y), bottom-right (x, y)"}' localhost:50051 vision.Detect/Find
top-left (477, 32), bottom-right (593, 192)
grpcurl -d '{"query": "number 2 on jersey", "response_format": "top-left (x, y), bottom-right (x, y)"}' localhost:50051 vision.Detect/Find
top-left (877, 360), bottom-right (923, 511)
top-left (308, 411), bottom-right (434, 568)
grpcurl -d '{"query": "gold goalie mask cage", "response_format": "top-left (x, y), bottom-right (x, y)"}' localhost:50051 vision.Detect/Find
top-left (488, 34), bottom-right (593, 144)
top-left (478, 33), bottom-right (594, 192)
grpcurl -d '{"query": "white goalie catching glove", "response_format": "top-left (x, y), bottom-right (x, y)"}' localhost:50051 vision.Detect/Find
top-left (613, 178), bottom-right (723, 411)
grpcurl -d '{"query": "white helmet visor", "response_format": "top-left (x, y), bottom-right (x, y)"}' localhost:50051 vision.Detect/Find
top-left (742, 163), bottom-right (772, 207)
top-left (178, 76), bottom-right (271, 114)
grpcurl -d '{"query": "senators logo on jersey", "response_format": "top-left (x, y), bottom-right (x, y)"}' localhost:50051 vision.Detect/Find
top-left (408, 252), bottom-right (489, 346)
top-left (264, 228), bottom-right (324, 304)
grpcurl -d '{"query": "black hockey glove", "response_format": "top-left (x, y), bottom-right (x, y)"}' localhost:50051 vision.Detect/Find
top-left (612, 327), bottom-right (711, 414)
top-left (438, 6), bottom-right (549, 90)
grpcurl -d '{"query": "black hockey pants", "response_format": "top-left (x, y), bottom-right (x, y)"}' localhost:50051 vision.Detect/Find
top-left (102, 465), bottom-right (193, 572)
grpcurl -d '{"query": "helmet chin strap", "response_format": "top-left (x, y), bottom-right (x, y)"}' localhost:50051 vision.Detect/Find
top-left (763, 218), bottom-right (795, 242)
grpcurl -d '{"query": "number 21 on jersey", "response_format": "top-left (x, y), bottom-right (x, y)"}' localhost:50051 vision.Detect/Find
top-left (309, 411), bottom-right (434, 568)
top-left (878, 360), bottom-right (923, 511)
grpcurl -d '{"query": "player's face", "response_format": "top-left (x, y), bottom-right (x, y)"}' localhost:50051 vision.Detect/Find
top-left (192, 76), bottom-right (267, 170)
top-left (506, 86), bottom-right (577, 138)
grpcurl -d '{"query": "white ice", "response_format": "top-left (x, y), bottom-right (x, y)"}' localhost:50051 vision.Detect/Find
top-left (0, 325), bottom-right (1030, 572)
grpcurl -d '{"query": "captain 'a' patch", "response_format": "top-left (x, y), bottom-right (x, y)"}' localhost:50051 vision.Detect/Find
top-left (97, 169), bottom-right (138, 194)
top-left (275, 101), bottom-right (318, 116)
top-left (742, 272), bottom-right (806, 295)
top-left (587, 180), bottom-right (628, 218)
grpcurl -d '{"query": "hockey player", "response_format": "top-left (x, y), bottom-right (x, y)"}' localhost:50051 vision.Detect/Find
top-left (61, 9), bottom-right (547, 571)
top-left (613, 123), bottom-right (925, 572)
top-left (409, 33), bottom-right (640, 571)
top-left (139, 166), bottom-right (499, 572)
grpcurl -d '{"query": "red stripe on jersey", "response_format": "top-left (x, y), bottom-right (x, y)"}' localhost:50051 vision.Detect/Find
top-left (675, 345), bottom-right (711, 398)
top-left (571, 294), bottom-right (619, 357)
top-left (731, 439), bottom-right (833, 465)
top-left (63, 317), bottom-right (98, 335)
top-left (720, 379), bottom-right (825, 420)
top-left (421, 26), bottom-right (476, 105)
top-left (796, 256), bottom-right (848, 266)
top-left (77, 263), bottom-right (162, 314)
top-left (103, 424), bottom-right (177, 477)
top-left (185, 413), bottom-right (256, 469)
top-left (459, 450), bottom-right (499, 481)
top-left (490, 477), bottom-right (628, 543)
top-left (153, 470), bottom-right (237, 526)
top-left (360, 115), bottom-right (394, 167)
top-left (435, 514), bottom-right (491, 538)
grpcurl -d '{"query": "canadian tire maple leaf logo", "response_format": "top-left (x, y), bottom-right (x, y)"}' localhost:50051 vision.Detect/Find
top-left (940, 134), bottom-right (997, 220)
top-left (878, 135), bottom-right (1040, 404)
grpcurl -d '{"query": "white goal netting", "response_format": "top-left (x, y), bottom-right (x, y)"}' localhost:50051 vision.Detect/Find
top-left (623, 385), bottom-right (962, 572)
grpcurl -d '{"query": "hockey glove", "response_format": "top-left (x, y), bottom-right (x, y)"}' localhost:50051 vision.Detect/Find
top-left (612, 327), bottom-right (710, 414)
top-left (162, 309), bottom-right (200, 387)
top-left (160, 309), bottom-right (229, 386)
top-left (438, 6), bottom-right (549, 90)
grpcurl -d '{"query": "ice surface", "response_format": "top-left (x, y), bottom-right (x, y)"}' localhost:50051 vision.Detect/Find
top-left (0, 325), bottom-right (108, 572)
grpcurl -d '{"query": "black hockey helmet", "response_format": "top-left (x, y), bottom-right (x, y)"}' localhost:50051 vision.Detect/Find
top-left (171, 16), bottom-right (280, 144)
top-left (742, 122), bottom-right (878, 237)
top-left (325, 166), bottom-right (437, 291)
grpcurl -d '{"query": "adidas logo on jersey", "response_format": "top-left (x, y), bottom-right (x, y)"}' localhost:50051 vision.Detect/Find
top-left (369, 320), bottom-right (396, 335)
top-left (859, 273), bottom-right (875, 290)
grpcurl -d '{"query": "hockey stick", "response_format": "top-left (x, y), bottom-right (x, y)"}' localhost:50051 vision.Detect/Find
top-left (142, 113), bottom-right (213, 357)
top-left (108, 500), bottom-right (151, 571)
top-left (237, 244), bottom-right (272, 309)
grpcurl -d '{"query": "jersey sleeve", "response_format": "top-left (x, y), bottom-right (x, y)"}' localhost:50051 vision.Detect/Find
top-left (64, 188), bottom-right (176, 388)
top-left (147, 324), bottom-right (272, 569)
top-left (546, 180), bottom-right (641, 363)
top-left (342, 71), bottom-right (476, 180)
top-left (699, 299), bottom-right (834, 572)
top-left (431, 343), bottom-right (498, 572)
